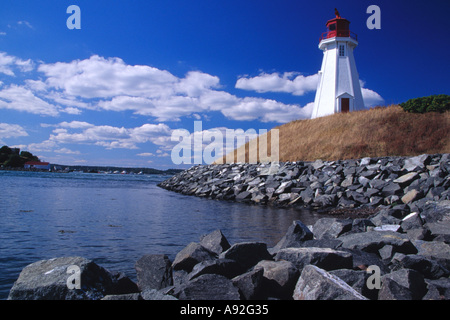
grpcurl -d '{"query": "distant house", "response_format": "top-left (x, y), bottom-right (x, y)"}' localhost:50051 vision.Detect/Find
top-left (24, 161), bottom-right (51, 170)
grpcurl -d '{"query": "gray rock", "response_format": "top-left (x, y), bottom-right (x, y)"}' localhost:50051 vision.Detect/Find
top-left (412, 240), bottom-right (450, 271)
top-left (299, 239), bottom-right (343, 249)
top-left (135, 254), bottom-right (172, 291)
top-left (394, 172), bottom-right (419, 186)
top-left (406, 227), bottom-right (432, 241)
top-left (381, 269), bottom-right (427, 300)
top-left (188, 258), bottom-right (243, 280)
top-left (419, 200), bottom-right (450, 223)
top-left (351, 219), bottom-right (376, 233)
top-left (341, 175), bottom-right (354, 188)
top-left (140, 288), bottom-right (178, 300)
top-left (400, 212), bottom-right (423, 231)
top-left (378, 277), bottom-right (413, 300)
top-left (275, 247), bottom-right (353, 271)
top-left (373, 225), bottom-right (401, 232)
top-left (338, 231), bottom-right (417, 255)
top-left (379, 245), bottom-right (395, 260)
top-left (235, 190), bottom-right (252, 201)
top-left (219, 242), bottom-right (273, 270)
top-left (381, 182), bottom-right (402, 197)
top-left (172, 274), bottom-right (240, 300)
top-left (313, 218), bottom-right (352, 239)
top-left (199, 229), bottom-right (231, 255)
top-left (272, 220), bottom-right (313, 251)
top-left (254, 260), bottom-right (300, 299)
top-left (390, 253), bottom-right (448, 279)
top-left (330, 269), bottom-right (376, 300)
top-left (8, 256), bottom-right (137, 300)
top-left (172, 242), bottom-right (217, 272)
top-left (101, 293), bottom-right (143, 300)
top-left (426, 220), bottom-right (450, 243)
top-left (314, 194), bottom-right (337, 207)
top-left (403, 154), bottom-right (431, 171)
top-left (231, 268), bottom-right (265, 300)
top-left (293, 265), bottom-right (367, 300)
top-left (425, 278), bottom-right (450, 300)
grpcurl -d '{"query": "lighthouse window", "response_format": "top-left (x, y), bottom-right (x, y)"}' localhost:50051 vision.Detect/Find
top-left (339, 45), bottom-right (345, 56)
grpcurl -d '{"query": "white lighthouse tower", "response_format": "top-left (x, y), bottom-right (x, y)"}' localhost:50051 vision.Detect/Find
top-left (311, 10), bottom-right (364, 119)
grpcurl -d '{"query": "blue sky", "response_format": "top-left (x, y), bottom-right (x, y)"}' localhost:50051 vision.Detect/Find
top-left (0, 0), bottom-right (449, 169)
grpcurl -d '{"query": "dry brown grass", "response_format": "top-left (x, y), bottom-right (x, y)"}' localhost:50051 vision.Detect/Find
top-left (220, 105), bottom-right (450, 163)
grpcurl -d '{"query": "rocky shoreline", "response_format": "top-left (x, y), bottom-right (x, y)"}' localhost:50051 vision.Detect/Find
top-left (158, 154), bottom-right (450, 214)
top-left (7, 154), bottom-right (450, 300)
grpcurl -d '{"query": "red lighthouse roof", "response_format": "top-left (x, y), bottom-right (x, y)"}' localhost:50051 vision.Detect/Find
top-left (320, 10), bottom-right (357, 42)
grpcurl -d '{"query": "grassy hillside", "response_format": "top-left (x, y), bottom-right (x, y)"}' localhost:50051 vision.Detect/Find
top-left (221, 105), bottom-right (450, 163)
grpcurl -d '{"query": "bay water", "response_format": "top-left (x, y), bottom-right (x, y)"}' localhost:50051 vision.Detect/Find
top-left (0, 170), bottom-right (326, 299)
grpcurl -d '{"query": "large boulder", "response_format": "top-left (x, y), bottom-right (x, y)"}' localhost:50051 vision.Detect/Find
top-left (293, 265), bottom-right (368, 300)
top-left (330, 269), bottom-right (377, 300)
top-left (8, 257), bottom-right (138, 300)
top-left (254, 260), bottom-right (300, 299)
top-left (199, 229), bottom-right (231, 255)
top-left (382, 269), bottom-right (427, 300)
top-left (274, 247), bottom-right (353, 271)
top-left (187, 258), bottom-right (243, 281)
top-left (219, 242), bottom-right (273, 271)
top-left (271, 220), bottom-right (313, 252)
top-left (313, 218), bottom-right (352, 239)
top-left (338, 231), bottom-right (418, 255)
top-left (135, 254), bottom-right (173, 291)
top-left (403, 154), bottom-right (431, 172)
top-left (172, 274), bottom-right (240, 300)
top-left (172, 242), bottom-right (217, 272)
top-left (231, 268), bottom-right (265, 300)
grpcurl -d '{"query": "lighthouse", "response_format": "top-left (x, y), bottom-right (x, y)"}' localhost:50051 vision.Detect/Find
top-left (311, 10), bottom-right (365, 119)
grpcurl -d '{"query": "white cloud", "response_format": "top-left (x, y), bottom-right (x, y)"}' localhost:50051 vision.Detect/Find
top-left (46, 121), bottom-right (173, 150)
top-left (54, 148), bottom-right (80, 155)
top-left (36, 55), bottom-right (310, 123)
top-left (0, 85), bottom-right (60, 116)
top-left (360, 81), bottom-right (384, 107)
top-left (137, 152), bottom-right (154, 157)
top-left (236, 72), bottom-right (319, 96)
top-left (38, 55), bottom-right (178, 99)
top-left (27, 139), bottom-right (58, 152)
top-left (17, 21), bottom-right (33, 29)
top-left (0, 52), bottom-right (33, 76)
top-left (0, 123), bottom-right (28, 139)
top-left (221, 97), bottom-right (312, 123)
top-left (58, 121), bottom-right (95, 129)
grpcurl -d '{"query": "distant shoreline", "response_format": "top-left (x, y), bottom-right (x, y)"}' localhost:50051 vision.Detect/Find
top-left (0, 165), bottom-right (183, 175)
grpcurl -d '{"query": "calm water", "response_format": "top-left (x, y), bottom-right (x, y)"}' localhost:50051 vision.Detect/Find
top-left (0, 170), bottom-right (326, 299)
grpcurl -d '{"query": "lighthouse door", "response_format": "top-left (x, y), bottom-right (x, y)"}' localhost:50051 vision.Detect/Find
top-left (341, 98), bottom-right (350, 113)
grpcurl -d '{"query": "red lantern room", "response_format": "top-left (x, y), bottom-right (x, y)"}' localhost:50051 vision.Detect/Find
top-left (320, 9), bottom-right (357, 42)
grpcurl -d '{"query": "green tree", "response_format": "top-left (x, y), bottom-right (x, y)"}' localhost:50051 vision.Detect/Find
top-left (0, 145), bottom-right (12, 154)
top-left (4, 154), bottom-right (24, 167)
top-left (400, 94), bottom-right (450, 113)
top-left (20, 151), bottom-right (39, 162)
